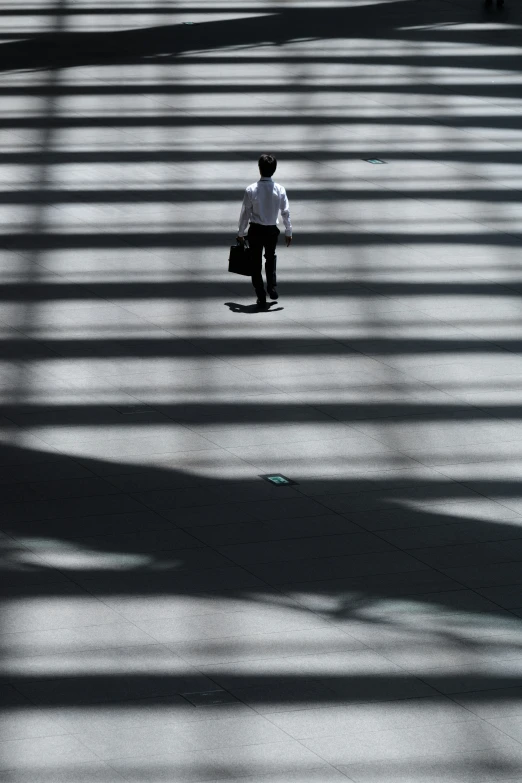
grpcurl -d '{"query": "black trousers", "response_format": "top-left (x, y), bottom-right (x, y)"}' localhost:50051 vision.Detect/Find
top-left (247, 222), bottom-right (279, 296)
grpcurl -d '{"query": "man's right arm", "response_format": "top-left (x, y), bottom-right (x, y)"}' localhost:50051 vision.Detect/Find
top-left (280, 187), bottom-right (293, 246)
top-left (237, 188), bottom-right (252, 238)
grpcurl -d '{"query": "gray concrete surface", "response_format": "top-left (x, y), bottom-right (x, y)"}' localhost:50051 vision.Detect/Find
top-left (2, 0), bottom-right (522, 781)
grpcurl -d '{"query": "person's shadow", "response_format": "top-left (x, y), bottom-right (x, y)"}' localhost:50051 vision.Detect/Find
top-left (225, 302), bottom-right (284, 314)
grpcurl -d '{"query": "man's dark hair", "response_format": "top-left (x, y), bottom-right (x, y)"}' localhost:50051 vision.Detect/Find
top-left (258, 154), bottom-right (277, 177)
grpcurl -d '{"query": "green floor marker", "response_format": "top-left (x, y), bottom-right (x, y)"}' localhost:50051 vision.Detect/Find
top-left (118, 405), bottom-right (154, 414)
top-left (364, 158), bottom-right (387, 164)
top-left (182, 690), bottom-right (239, 706)
top-left (261, 474), bottom-right (298, 486)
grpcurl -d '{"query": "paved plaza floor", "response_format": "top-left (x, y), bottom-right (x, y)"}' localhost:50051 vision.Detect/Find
top-left (2, 0), bottom-right (522, 781)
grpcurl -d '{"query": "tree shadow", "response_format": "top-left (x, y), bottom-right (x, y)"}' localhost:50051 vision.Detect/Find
top-left (0, 0), bottom-right (520, 75)
top-left (1, 437), bottom-right (522, 657)
top-left (2, 432), bottom-right (522, 783)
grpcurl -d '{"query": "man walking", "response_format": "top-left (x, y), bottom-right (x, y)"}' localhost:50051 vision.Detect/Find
top-left (237, 154), bottom-right (292, 307)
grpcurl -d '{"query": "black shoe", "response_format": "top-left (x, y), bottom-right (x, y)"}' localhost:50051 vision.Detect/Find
top-left (267, 288), bottom-right (278, 300)
top-left (256, 297), bottom-right (268, 308)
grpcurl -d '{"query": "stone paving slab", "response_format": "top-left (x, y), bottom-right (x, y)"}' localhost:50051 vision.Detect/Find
top-left (2, 0), bottom-right (522, 781)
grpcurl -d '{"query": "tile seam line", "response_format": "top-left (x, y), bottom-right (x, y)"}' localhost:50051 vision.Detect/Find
top-left (97, 740), bottom-right (342, 768)
top-left (382, 531), bottom-right (522, 550)
top-left (186, 523), bottom-right (383, 545)
top-left (0, 490), bottom-right (175, 521)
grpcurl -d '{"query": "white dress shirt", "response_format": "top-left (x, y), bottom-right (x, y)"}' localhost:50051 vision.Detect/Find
top-left (238, 177), bottom-right (292, 237)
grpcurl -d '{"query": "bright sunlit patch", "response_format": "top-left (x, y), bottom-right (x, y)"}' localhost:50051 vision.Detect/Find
top-left (399, 22), bottom-right (522, 31)
top-left (13, 540), bottom-right (153, 570)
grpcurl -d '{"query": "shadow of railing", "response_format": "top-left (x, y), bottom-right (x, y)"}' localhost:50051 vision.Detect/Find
top-left (2, 0), bottom-right (522, 779)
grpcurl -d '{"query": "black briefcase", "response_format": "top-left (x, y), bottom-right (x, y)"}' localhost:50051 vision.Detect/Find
top-left (228, 240), bottom-right (253, 276)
